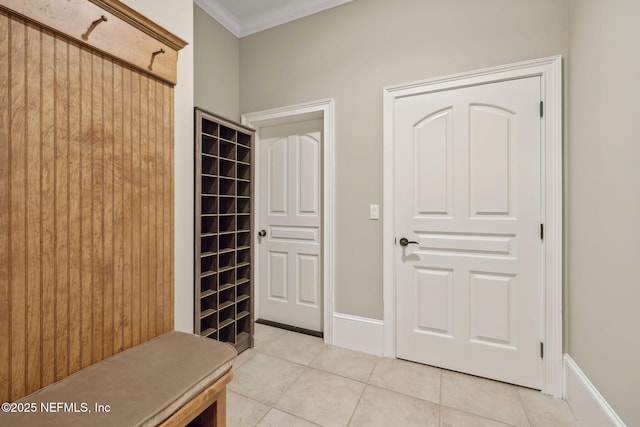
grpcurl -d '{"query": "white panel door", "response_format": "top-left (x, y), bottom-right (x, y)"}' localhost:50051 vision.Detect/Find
top-left (258, 119), bottom-right (323, 332)
top-left (395, 77), bottom-right (543, 388)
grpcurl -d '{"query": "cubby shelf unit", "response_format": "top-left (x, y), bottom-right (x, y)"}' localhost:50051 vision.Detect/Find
top-left (194, 108), bottom-right (255, 353)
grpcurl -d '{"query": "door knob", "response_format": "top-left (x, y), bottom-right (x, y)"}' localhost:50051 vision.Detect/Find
top-left (258, 229), bottom-right (266, 237)
top-left (399, 237), bottom-right (418, 247)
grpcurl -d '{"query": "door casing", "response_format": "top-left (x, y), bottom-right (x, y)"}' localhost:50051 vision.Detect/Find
top-left (383, 56), bottom-right (563, 396)
top-left (242, 99), bottom-right (336, 344)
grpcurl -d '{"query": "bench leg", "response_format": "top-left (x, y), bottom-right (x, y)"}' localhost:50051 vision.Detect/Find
top-left (215, 389), bottom-right (226, 427)
top-left (188, 389), bottom-right (225, 427)
top-left (159, 370), bottom-right (233, 427)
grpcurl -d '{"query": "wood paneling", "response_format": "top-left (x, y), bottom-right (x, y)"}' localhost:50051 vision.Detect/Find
top-left (0, 9), bottom-right (175, 403)
top-left (0, 9), bottom-right (9, 404)
top-left (25, 22), bottom-right (42, 395)
top-left (9, 14), bottom-right (27, 401)
top-left (0, 0), bottom-right (186, 84)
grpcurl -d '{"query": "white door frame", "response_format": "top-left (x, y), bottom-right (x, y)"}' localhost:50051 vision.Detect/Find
top-left (242, 98), bottom-right (336, 344)
top-left (382, 56), bottom-right (563, 396)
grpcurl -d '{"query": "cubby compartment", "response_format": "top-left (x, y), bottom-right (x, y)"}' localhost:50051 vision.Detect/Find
top-left (220, 140), bottom-right (236, 159)
top-left (237, 232), bottom-right (251, 249)
top-left (237, 214), bottom-right (251, 232)
top-left (195, 108), bottom-right (254, 353)
top-left (220, 125), bottom-right (236, 142)
top-left (219, 159), bottom-right (235, 178)
top-left (201, 157), bottom-right (218, 176)
top-left (235, 316), bottom-right (251, 348)
top-left (200, 235), bottom-right (217, 253)
top-left (201, 216), bottom-right (218, 235)
top-left (236, 264), bottom-right (250, 283)
top-left (202, 119), bottom-right (218, 137)
top-left (236, 281), bottom-right (250, 301)
top-left (200, 293), bottom-right (217, 321)
top-left (200, 255), bottom-right (217, 276)
top-left (237, 180), bottom-right (251, 197)
top-left (200, 291), bottom-right (218, 332)
top-left (236, 299), bottom-right (250, 322)
top-left (219, 215), bottom-right (235, 231)
top-left (219, 286), bottom-right (235, 308)
top-left (218, 322), bottom-right (234, 344)
top-left (218, 251), bottom-right (235, 271)
top-left (237, 163), bottom-right (251, 181)
top-left (201, 134), bottom-right (218, 155)
top-left (237, 132), bottom-right (251, 147)
top-left (219, 178), bottom-right (235, 196)
top-left (237, 145), bottom-right (251, 163)
top-left (200, 315), bottom-right (217, 338)
top-left (218, 269), bottom-right (235, 291)
top-left (237, 198), bottom-right (250, 214)
top-left (200, 275), bottom-right (217, 297)
top-left (202, 175), bottom-right (218, 194)
top-left (236, 248), bottom-right (250, 267)
top-left (201, 196), bottom-right (218, 215)
top-left (218, 305), bottom-right (235, 331)
top-left (218, 233), bottom-right (235, 252)
top-left (219, 198), bottom-right (235, 214)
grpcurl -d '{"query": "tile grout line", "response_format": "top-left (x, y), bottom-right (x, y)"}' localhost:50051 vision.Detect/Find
top-left (268, 404), bottom-right (322, 426)
top-left (516, 387), bottom-right (534, 427)
top-left (244, 325), bottom-right (563, 427)
top-left (345, 382), bottom-right (367, 427)
top-left (364, 355), bottom-right (380, 384)
top-left (269, 357), bottom-right (312, 410)
top-left (228, 348), bottom-right (307, 418)
top-left (257, 338), bottom-right (367, 427)
top-left (251, 400), bottom-right (270, 427)
top-left (439, 402), bottom-right (522, 427)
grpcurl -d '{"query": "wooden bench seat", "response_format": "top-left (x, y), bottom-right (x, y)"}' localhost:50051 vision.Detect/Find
top-left (6, 331), bottom-right (236, 426)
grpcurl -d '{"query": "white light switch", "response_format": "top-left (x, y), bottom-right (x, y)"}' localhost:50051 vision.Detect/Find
top-left (370, 204), bottom-right (380, 220)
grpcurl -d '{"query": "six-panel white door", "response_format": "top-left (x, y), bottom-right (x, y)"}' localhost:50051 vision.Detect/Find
top-left (258, 119), bottom-right (323, 332)
top-left (394, 77), bottom-right (544, 388)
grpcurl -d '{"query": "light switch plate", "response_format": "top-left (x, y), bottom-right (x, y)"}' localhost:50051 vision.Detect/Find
top-left (370, 204), bottom-right (380, 220)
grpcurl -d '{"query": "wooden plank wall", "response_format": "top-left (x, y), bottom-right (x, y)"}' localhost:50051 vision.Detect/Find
top-left (0, 10), bottom-right (174, 403)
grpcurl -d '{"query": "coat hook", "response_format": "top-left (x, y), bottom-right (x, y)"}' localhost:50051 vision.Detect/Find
top-left (82, 15), bottom-right (108, 40)
top-left (148, 48), bottom-right (165, 71)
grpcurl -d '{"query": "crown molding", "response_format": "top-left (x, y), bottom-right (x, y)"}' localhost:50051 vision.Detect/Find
top-left (194, 0), bottom-right (240, 37)
top-left (194, 0), bottom-right (353, 38)
top-left (239, 0), bottom-right (353, 37)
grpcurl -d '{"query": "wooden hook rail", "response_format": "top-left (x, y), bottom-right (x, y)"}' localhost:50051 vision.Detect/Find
top-left (148, 48), bottom-right (166, 70)
top-left (82, 14), bottom-right (107, 40)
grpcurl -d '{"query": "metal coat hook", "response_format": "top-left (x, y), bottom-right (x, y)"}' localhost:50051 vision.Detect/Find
top-left (82, 15), bottom-right (107, 40)
top-left (148, 48), bottom-right (165, 71)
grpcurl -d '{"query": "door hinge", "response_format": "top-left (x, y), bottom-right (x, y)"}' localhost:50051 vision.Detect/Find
top-left (540, 224), bottom-right (544, 240)
top-left (540, 342), bottom-right (544, 359)
top-left (540, 101), bottom-right (544, 118)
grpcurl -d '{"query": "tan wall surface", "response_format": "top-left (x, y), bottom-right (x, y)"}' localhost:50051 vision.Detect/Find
top-left (239, 0), bottom-right (569, 318)
top-left (194, 4), bottom-right (240, 121)
top-left (568, 0), bottom-right (640, 424)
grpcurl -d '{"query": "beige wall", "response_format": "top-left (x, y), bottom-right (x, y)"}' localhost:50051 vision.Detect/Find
top-left (123, 0), bottom-right (637, 422)
top-left (121, 0), bottom-right (194, 333)
top-left (194, 5), bottom-right (240, 121)
top-left (239, 0), bottom-right (569, 318)
top-left (127, 0), bottom-right (639, 422)
top-left (568, 0), bottom-right (640, 425)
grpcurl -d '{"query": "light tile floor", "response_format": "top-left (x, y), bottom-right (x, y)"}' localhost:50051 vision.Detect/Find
top-left (228, 324), bottom-right (579, 427)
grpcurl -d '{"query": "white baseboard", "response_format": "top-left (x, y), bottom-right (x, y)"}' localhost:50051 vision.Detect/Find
top-left (563, 355), bottom-right (626, 427)
top-left (332, 313), bottom-right (384, 356)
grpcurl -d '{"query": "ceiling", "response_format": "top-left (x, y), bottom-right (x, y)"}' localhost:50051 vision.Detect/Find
top-left (194, 0), bottom-right (353, 38)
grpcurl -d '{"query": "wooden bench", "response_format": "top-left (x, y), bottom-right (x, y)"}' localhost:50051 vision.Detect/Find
top-left (5, 331), bottom-right (236, 427)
